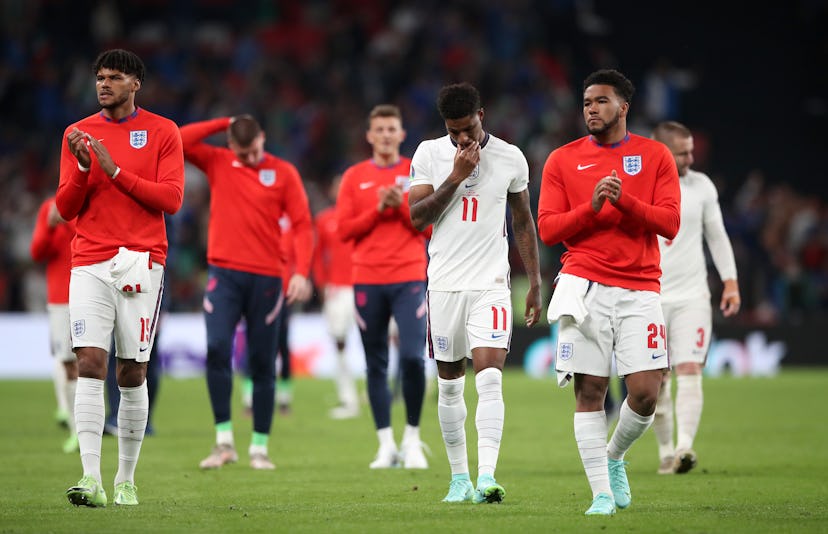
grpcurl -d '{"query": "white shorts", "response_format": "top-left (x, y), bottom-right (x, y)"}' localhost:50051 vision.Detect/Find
top-left (69, 259), bottom-right (164, 362)
top-left (47, 303), bottom-right (75, 363)
top-left (427, 288), bottom-right (512, 363)
top-left (662, 299), bottom-right (711, 366)
top-left (323, 284), bottom-right (355, 339)
top-left (556, 282), bottom-right (668, 377)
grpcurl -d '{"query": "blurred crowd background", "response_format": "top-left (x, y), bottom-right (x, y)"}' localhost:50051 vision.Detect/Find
top-left (1, 0), bottom-right (826, 326)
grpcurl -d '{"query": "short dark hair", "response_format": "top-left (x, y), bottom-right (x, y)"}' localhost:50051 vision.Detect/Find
top-left (652, 120), bottom-right (692, 143)
top-left (368, 104), bottom-right (402, 122)
top-left (228, 115), bottom-right (262, 146)
top-left (93, 49), bottom-right (145, 82)
top-left (583, 69), bottom-right (635, 103)
top-left (437, 82), bottom-right (481, 120)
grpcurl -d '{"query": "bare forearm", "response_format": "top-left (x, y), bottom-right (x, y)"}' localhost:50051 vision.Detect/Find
top-left (410, 180), bottom-right (460, 230)
top-left (513, 217), bottom-right (542, 287)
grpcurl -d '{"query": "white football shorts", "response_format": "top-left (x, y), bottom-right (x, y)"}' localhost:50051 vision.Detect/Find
top-left (69, 259), bottom-right (164, 362)
top-left (661, 299), bottom-right (712, 366)
top-left (323, 284), bottom-right (355, 340)
top-left (427, 288), bottom-right (512, 363)
top-left (556, 281), bottom-right (668, 377)
top-left (47, 303), bottom-right (75, 363)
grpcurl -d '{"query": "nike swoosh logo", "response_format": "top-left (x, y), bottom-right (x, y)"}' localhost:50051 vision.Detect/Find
top-left (577, 164), bottom-right (597, 170)
top-left (359, 182), bottom-right (374, 190)
top-left (139, 347), bottom-right (149, 353)
top-left (491, 333), bottom-right (506, 339)
top-left (464, 183), bottom-right (474, 188)
top-left (651, 353), bottom-right (665, 360)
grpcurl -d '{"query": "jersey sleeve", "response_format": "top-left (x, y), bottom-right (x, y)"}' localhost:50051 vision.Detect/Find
top-left (335, 166), bottom-right (381, 242)
top-left (508, 147), bottom-right (529, 193)
top-left (179, 118), bottom-right (231, 175)
top-left (280, 164), bottom-right (314, 277)
top-left (409, 142), bottom-right (434, 188)
top-left (701, 177), bottom-right (738, 281)
top-left (30, 200), bottom-right (55, 262)
top-left (56, 125), bottom-right (92, 221)
top-left (537, 150), bottom-right (600, 245)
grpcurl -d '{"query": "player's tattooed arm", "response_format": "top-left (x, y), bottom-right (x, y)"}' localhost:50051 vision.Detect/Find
top-left (409, 179), bottom-right (461, 231)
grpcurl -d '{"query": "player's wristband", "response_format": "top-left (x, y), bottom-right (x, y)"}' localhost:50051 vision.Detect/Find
top-left (77, 162), bottom-right (90, 172)
top-left (110, 166), bottom-right (121, 179)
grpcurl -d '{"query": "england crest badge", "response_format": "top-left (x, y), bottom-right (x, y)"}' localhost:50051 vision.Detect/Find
top-left (435, 335), bottom-right (449, 352)
top-left (622, 155), bottom-right (641, 176)
top-left (395, 175), bottom-right (410, 192)
top-left (259, 169), bottom-right (276, 186)
top-left (72, 319), bottom-right (86, 338)
top-left (129, 130), bottom-right (147, 149)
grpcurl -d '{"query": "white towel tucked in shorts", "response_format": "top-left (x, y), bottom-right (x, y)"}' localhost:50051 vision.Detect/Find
top-left (109, 247), bottom-right (151, 293)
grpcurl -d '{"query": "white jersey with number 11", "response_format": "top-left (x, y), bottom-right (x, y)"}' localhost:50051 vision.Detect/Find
top-left (410, 133), bottom-right (529, 291)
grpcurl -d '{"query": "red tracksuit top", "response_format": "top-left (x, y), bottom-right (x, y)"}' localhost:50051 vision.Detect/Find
top-left (180, 118), bottom-right (313, 278)
top-left (30, 196), bottom-right (75, 304)
top-left (56, 108), bottom-right (185, 267)
top-left (313, 206), bottom-right (353, 288)
top-left (538, 133), bottom-right (680, 292)
top-left (336, 157), bottom-right (427, 285)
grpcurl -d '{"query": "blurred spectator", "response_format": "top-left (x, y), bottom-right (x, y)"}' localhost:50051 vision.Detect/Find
top-left (4, 1), bottom-right (826, 327)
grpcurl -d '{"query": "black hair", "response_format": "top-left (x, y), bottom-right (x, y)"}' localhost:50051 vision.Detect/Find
top-left (437, 82), bottom-right (481, 120)
top-left (583, 69), bottom-right (635, 103)
top-left (93, 49), bottom-right (145, 82)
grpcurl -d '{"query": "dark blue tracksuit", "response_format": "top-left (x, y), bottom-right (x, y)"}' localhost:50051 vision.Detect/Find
top-left (204, 265), bottom-right (282, 435)
top-left (355, 281), bottom-right (427, 430)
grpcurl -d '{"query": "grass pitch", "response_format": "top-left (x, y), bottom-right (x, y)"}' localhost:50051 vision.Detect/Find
top-left (1, 368), bottom-right (826, 533)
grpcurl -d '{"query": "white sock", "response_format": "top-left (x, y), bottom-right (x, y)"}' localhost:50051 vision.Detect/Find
top-left (54, 358), bottom-right (68, 414)
top-left (653, 377), bottom-right (674, 459)
top-left (377, 426), bottom-right (396, 450)
top-left (675, 374), bottom-right (703, 451)
top-left (65, 379), bottom-right (78, 435)
top-left (438, 376), bottom-right (468, 475)
top-left (249, 444), bottom-right (268, 456)
top-left (217, 428), bottom-right (234, 447)
top-left (574, 410), bottom-right (610, 497)
top-left (75, 377), bottom-right (105, 483)
top-left (608, 398), bottom-right (654, 460)
top-left (114, 381), bottom-right (148, 485)
top-left (475, 368), bottom-right (504, 478)
top-left (402, 424), bottom-right (420, 445)
top-left (335, 349), bottom-right (359, 408)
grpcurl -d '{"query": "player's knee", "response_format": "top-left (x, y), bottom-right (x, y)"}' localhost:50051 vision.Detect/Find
top-left (627, 390), bottom-right (658, 415)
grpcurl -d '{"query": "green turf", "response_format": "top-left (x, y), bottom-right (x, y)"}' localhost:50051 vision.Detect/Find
top-left (1, 369), bottom-right (826, 533)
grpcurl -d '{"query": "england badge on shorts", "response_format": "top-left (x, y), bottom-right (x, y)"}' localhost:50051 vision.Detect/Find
top-left (435, 335), bottom-right (449, 352)
top-left (622, 155), bottom-right (641, 176)
top-left (259, 169), bottom-right (276, 187)
top-left (558, 342), bottom-right (573, 361)
top-left (72, 319), bottom-right (86, 338)
top-left (130, 130), bottom-right (147, 149)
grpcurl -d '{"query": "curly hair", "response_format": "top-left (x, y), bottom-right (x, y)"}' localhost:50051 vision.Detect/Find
top-left (583, 69), bottom-right (635, 103)
top-left (93, 49), bottom-right (145, 82)
top-left (437, 82), bottom-right (481, 120)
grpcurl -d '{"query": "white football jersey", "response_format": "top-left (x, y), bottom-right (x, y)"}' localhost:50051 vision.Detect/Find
top-left (410, 133), bottom-right (529, 291)
top-left (658, 169), bottom-right (737, 303)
